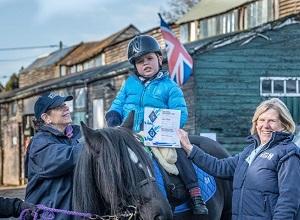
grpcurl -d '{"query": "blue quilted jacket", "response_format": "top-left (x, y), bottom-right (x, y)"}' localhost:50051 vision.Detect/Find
top-left (108, 71), bottom-right (188, 132)
top-left (189, 132), bottom-right (300, 220)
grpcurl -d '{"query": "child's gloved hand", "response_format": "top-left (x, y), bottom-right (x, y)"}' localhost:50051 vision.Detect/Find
top-left (105, 110), bottom-right (122, 127)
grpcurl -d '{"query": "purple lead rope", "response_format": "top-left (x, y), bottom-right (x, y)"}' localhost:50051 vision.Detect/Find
top-left (19, 204), bottom-right (93, 220)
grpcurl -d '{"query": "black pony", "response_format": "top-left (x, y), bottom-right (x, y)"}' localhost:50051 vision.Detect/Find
top-left (166, 135), bottom-right (233, 220)
top-left (73, 119), bottom-right (173, 220)
top-left (73, 112), bottom-right (232, 220)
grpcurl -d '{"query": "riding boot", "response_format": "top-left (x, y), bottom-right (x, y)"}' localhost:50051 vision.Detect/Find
top-left (189, 187), bottom-right (208, 215)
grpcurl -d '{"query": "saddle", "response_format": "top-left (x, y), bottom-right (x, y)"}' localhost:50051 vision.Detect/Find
top-left (152, 156), bottom-right (217, 214)
top-left (157, 159), bottom-right (190, 207)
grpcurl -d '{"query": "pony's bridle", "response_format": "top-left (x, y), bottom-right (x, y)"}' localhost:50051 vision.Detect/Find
top-left (86, 146), bottom-right (152, 220)
top-left (127, 146), bottom-right (156, 186)
top-left (88, 205), bottom-right (140, 220)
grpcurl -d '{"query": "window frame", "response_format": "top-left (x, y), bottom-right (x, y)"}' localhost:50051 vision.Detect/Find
top-left (74, 87), bottom-right (87, 110)
top-left (260, 77), bottom-right (300, 97)
top-left (245, 0), bottom-right (274, 29)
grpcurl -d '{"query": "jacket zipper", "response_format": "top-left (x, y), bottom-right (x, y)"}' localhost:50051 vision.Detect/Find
top-left (238, 134), bottom-right (276, 218)
top-left (251, 134), bottom-right (275, 165)
top-left (264, 196), bottom-right (267, 212)
top-left (138, 84), bottom-right (147, 131)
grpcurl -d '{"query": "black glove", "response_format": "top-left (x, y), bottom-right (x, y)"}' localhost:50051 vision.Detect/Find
top-left (105, 110), bottom-right (122, 127)
top-left (21, 201), bottom-right (35, 211)
top-left (19, 201), bottom-right (36, 219)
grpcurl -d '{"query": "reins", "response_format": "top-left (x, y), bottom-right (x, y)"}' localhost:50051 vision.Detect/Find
top-left (19, 205), bottom-right (141, 220)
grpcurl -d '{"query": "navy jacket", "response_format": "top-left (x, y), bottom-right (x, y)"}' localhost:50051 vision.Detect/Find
top-left (25, 124), bottom-right (82, 220)
top-left (108, 71), bottom-right (188, 132)
top-left (189, 132), bottom-right (300, 220)
top-left (0, 197), bottom-right (22, 218)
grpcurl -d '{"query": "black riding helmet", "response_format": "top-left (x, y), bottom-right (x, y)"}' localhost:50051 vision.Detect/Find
top-left (127, 35), bottom-right (162, 65)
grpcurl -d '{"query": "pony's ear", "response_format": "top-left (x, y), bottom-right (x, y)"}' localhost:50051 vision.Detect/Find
top-left (80, 121), bottom-right (93, 137)
top-left (121, 111), bottom-right (134, 130)
top-left (80, 121), bottom-right (101, 153)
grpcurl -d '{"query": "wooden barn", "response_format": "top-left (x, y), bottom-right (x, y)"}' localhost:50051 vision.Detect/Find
top-left (187, 13), bottom-right (300, 153)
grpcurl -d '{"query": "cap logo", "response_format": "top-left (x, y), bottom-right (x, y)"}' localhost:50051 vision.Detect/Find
top-left (48, 92), bottom-right (58, 99)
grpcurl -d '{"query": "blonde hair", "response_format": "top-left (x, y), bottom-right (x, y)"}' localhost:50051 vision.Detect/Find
top-left (250, 98), bottom-right (295, 135)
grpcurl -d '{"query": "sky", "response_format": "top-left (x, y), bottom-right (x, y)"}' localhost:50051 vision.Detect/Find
top-left (0, 0), bottom-right (169, 85)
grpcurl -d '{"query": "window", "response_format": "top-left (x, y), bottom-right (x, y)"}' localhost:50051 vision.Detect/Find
top-left (199, 17), bottom-right (217, 39)
top-left (77, 64), bottom-right (83, 72)
top-left (180, 23), bottom-right (189, 43)
top-left (199, 20), bottom-right (208, 39)
top-left (83, 59), bottom-right (94, 70)
top-left (73, 87), bottom-right (87, 125)
top-left (260, 77), bottom-right (300, 96)
top-left (74, 88), bottom-right (86, 109)
top-left (218, 10), bottom-right (238, 35)
top-left (199, 10), bottom-right (238, 39)
top-left (70, 65), bottom-right (76, 74)
top-left (286, 79), bottom-right (297, 93)
top-left (95, 53), bottom-right (105, 67)
top-left (262, 79), bottom-right (271, 93)
top-left (180, 21), bottom-right (198, 42)
top-left (10, 101), bottom-right (17, 116)
top-left (245, 0), bottom-right (274, 29)
top-left (93, 99), bottom-right (104, 128)
top-left (273, 80), bottom-right (284, 93)
top-left (60, 65), bottom-right (66, 76)
top-left (190, 22), bottom-right (197, 41)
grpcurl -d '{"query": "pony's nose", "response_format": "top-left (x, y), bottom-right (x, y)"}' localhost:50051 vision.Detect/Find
top-left (154, 215), bottom-right (164, 220)
top-left (154, 211), bottom-right (173, 220)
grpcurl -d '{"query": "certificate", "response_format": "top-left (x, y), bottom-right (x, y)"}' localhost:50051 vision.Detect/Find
top-left (144, 107), bottom-right (181, 148)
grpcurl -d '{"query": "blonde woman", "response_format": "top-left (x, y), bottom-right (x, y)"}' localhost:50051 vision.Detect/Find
top-left (178, 98), bottom-right (300, 219)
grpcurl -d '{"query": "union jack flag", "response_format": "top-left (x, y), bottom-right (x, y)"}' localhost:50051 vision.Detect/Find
top-left (159, 14), bottom-right (193, 86)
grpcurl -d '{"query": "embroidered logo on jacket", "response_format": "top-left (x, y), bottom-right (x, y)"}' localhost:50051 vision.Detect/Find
top-left (259, 152), bottom-right (274, 160)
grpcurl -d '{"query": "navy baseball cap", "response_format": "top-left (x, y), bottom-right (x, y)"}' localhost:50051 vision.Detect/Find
top-left (34, 92), bottom-right (73, 119)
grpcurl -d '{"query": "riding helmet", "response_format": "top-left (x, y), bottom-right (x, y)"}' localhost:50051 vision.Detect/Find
top-left (127, 35), bottom-right (162, 64)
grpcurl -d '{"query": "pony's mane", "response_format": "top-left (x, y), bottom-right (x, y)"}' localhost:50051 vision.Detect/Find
top-left (73, 126), bottom-right (153, 215)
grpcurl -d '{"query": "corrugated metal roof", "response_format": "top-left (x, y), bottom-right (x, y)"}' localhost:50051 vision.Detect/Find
top-left (176, 0), bottom-right (254, 24)
top-left (0, 61), bottom-right (131, 102)
top-left (21, 25), bottom-right (139, 73)
top-left (21, 45), bottom-right (79, 72)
